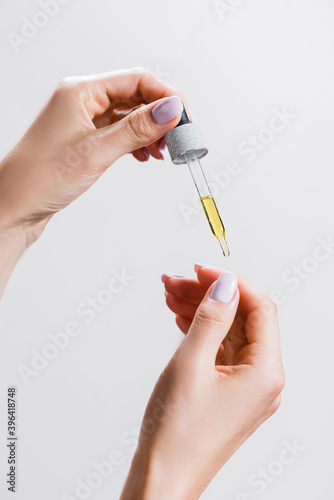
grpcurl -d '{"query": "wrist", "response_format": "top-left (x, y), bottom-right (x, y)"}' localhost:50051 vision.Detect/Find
top-left (0, 155), bottom-right (50, 249)
top-left (0, 155), bottom-right (38, 232)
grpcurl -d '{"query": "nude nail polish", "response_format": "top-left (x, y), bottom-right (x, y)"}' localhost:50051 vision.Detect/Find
top-left (152, 96), bottom-right (183, 125)
top-left (210, 272), bottom-right (237, 304)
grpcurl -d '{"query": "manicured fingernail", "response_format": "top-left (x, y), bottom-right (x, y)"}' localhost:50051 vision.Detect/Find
top-left (164, 290), bottom-right (168, 298)
top-left (194, 263), bottom-right (210, 273)
top-left (159, 138), bottom-right (167, 160)
top-left (143, 147), bottom-right (150, 161)
top-left (161, 274), bottom-right (184, 284)
top-left (152, 96), bottom-right (183, 125)
top-left (210, 272), bottom-right (237, 304)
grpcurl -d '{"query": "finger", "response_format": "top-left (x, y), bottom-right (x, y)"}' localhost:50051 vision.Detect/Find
top-left (93, 105), bottom-right (138, 129)
top-left (91, 95), bottom-right (183, 162)
top-left (95, 101), bottom-right (171, 161)
top-left (175, 314), bottom-right (227, 367)
top-left (162, 275), bottom-right (207, 306)
top-left (196, 265), bottom-right (282, 366)
top-left (146, 139), bottom-right (165, 160)
top-left (132, 148), bottom-right (150, 162)
top-left (158, 138), bottom-right (168, 159)
top-left (230, 277), bottom-right (281, 367)
top-left (222, 322), bottom-right (248, 366)
top-left (175, 315), bottom-right (226, 365)
top-left (80, 67), bottom-right (188, 118)
top-left (184, 272), bottom-right (239, 365)
top-left (236, 302), bottom-right (281, 368)
top-left (270, 394), bottom-right (282, 415)
top-left (195, 264), bottom-right (223, 288)
top-left (94, 106), bottom-right (167, 161)
top-left (165, 293), bottom-right (198, 320)
top-left (195, 264), bottom-right (272, 319)
top-left (175, 315), bottom-right (192, 334)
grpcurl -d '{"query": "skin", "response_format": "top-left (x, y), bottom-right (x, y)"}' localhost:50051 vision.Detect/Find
top-left (0, 67), bottom-right (186, 297)
top-left (121, 266), bottom-right (284, 500)
top-left (0, 69), bottom-right (284, 499)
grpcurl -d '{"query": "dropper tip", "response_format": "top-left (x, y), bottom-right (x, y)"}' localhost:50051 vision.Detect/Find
top-left (218, 236), bottom-right (230, 258)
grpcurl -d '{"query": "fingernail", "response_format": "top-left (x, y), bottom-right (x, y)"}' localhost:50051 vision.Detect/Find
top-left (194, 263), bottom-right (210, 273)
top-left (210, 272), bottom-right (237, 304)
top-left (161, 274), bottom-right (184, 284)
top-left (143, 147), bottom-right (150, 161)
top-left (152, 96), bottom-right (183, 125)
top-left (159, 138), bottom-right (167, 160)
top-left (164, 290), bottom-right (168, 298)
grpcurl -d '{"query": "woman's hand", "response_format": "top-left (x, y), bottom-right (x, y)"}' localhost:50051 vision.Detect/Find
top-left (0, 68), bottom-right (185, 297)
top-left (121, 265), bottom-right (285, 500)
top-left (0, 67), bottom-right (185, 235)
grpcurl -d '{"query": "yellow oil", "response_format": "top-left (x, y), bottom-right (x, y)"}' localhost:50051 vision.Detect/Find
top-left (200, 195), bottom-right (230, 257)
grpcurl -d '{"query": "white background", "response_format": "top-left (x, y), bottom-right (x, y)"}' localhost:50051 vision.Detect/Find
top-left (0, 0), bottom-right (334, 498)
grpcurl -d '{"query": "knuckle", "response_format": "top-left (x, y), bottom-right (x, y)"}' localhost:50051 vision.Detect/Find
top-left (132, 66), bottom-right (153, 76)
top-left (193, 308), bottom-right (212, 329)
top-left (264, 366), bottom-right (285, 398)
top-left (132, 66), bottom-right (157, 85)
top-left (260, 298), bottom-right (278, 317)
top-left (268, 395), bottom-right (281, 417)
top-left (56, 77), bottom-right (73, 92)
top-left (194, 303), bottom-right (228, 330)
top-left (251, 299), bottom-right (277, 328)
top-left (128, 111), bottom-right (152, 143)
top-left (136, 67), bottom-right (163, 89)
top-left (54, 77), bottom-right (81, 97)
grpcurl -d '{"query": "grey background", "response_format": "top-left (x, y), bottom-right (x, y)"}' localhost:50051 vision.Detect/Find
top-left (0, 0), bottom-right (333, 498)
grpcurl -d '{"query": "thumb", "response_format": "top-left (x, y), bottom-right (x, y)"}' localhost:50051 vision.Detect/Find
top-left (92, 95), bottom-right (184, 161)
top-left (185, 272), bottom-right (239, 362)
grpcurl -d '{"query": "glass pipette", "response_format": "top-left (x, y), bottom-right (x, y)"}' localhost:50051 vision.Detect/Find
top-left (185, 151), bottom-right (230, 257)
top-left (165, 105), bottom-right (230, 257)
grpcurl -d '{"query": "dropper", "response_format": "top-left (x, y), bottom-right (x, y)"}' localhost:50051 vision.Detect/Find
top-left (165, 106), bottom-right (230, 257)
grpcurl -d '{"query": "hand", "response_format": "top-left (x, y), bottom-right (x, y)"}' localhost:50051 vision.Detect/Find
top-left (121, 266), bottom-right (284, 500)
top-left (0, 67), bottom-right (185, 237)
top-left (0, 68), bottom-right (185, 297)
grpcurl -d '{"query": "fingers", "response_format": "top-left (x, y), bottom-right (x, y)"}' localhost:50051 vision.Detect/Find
top-left (175, 315), bottom-right (192, 334)
top-left (163, 265), bottom-right (283, 381)
top-left (85, 67), bottom-right (187, 113)
top-left (165, 293), bottom-right (198, 320)
top-left (132, 148), bottom-right (150, 162)
top-left (183, 272), bottom-right (240, 365)
top-left (146, 138), bottom-right (165, 160)
top-left (195, 264), bottom-right (223, 288)
top-left (131, 139), bottom-right (166, 162)
top-left (195, 265), bottom-right (282, 368)
top-left (91, 95), bottom-right (183, 162)
top-left (162, 275), bottom-right (207, 306)
top-left (57, 68), bottom-right (187, 167)
top-left (195, 264), bottom-right (270, 316)
top-left (86, 69), bottom-right (177, 162)
top-left (54, 69), bottom-right (186, 168)
top-left (232, 275), bottom-right (281, 366)
top-left (93, 105), bottom-right (166, 162)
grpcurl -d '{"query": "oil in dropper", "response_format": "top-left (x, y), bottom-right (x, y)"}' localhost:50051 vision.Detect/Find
top-left (200, 195), bottom-right (230, 257)
top-left (185, 151), bottom-right (230, 257)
